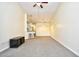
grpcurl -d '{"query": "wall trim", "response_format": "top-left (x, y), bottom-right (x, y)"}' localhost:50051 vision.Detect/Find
top-left (0, 46), bottom-right (9, 52)
top-left (50, 36), bottom-right (79, 57)
top-left (0, 41), bottom-right (9, 53)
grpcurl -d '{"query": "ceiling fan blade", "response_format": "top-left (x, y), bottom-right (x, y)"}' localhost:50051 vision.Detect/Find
top-left (33, 4), bottom-right (37, 7)
top-left (40, 5), bottom-right (43, 8)
top-left (41, 2), bottom-right (48, 4)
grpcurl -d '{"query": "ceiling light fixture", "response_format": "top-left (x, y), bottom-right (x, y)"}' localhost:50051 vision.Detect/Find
top-left (37, 2), bottom-right (41, 7)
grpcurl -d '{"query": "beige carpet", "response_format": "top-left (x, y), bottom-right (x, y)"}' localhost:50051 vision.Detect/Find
top-left (0, 36), bottom-right (78, 57)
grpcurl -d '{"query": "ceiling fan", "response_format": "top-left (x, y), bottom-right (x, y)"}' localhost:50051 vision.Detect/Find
top-left (33, 2), bottom-right (48, 8)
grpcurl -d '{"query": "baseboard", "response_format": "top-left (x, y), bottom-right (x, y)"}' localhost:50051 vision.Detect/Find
top-left (50, 36), bottom-right (79, 57)
top-left (0, 46), bottom-right (9, 52)
top-left (0, 41), bottom-right (9, 52)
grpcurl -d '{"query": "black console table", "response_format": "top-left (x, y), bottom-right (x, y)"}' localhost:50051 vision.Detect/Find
top-left (10, 36), bottom-right (25, 48)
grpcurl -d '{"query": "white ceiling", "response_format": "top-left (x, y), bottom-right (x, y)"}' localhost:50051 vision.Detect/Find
top-left (19, 2), bottom-right (60, 23)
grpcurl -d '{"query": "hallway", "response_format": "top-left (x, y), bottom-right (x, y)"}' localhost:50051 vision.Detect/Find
top-left (0, 37), bottom-right (77, 57)
top-left (0, 2), bottom-right (79, 58)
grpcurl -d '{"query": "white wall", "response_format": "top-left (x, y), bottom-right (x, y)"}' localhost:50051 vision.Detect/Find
top-left (36, 23), bottom-right (50, 36)
top-left (50, 3), bottom-right (79, 56)
top-left (0, 2), bottom-right (26, 51)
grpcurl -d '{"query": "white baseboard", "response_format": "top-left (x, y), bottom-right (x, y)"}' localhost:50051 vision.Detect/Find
top-left (50, 36), bottom-right (79, 57)
top-left (0, 46), bottom-right (9, 52)
top-left (0, 41), bottom-right (9, 52)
